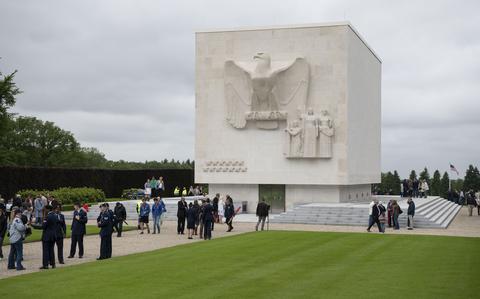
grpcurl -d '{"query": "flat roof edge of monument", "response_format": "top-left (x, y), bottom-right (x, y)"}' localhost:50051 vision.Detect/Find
top-left (195, 21), bottom-right (382, 63)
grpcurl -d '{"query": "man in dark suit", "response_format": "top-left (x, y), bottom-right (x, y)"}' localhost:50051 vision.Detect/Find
top-left (68, 202), bottom-right (88, 258)
top-left (54, 205), bottom-right (66, 264)
top-left (40, 205), bottom-right (58, 269)
top-left (177, 197), bottom-right (187, 235)
top-left (202, 198), bottom-right (214, 240)
top-left (97, 203), bottom-right (113, 260)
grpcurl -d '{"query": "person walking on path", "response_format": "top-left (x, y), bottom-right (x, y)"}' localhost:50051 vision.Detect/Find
top-left (407, 198), bottom-right (415, 230)
top-left (152, 197), bottom-right (166, 234)
top-left (7, 209), bottom-right (26, 271)
top-left (0, 205), bottom-right (7, 260)
top-left (378, 201), bottom-right (386, 233)
top-left (97, 203), bottom-right (114, 260)
top-left (368, 200), bottom-right (375, 230)
top-left (387, 200), bottom-right (393, 227)
top-left (466, 191), bottom-right (477, 216)
top-left (367, 200), bottom-right (382, 232)
top-left (255, 198), bottom-right (270, 231)
top-left (54, 205), bottom-right (66, 264)
top-left (68, 202), bottom-right (88, 259)
top-left (177, 197), bottom-right (187, 235)
top-left (224, 196), bottom-right (235, 232)
top-left (392, 200), bottom-right (402, 230)
top-left (114, 202), bottom-right (127, 237)
top-left (186, 203), bottom-right (196, 239)
top-left (202, 198), bottom-right (214, 240)
top-left (39, 205), bottom-right (58, 269)
top-left (139, 199), bottom-right (151, 234)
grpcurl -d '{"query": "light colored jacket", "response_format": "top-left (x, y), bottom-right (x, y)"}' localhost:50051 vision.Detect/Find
top-left (9, 217), bottom-right (26, 244)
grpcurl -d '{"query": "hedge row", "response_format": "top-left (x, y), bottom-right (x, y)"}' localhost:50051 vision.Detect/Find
top-left (17, 187), bottom-right (106, 204)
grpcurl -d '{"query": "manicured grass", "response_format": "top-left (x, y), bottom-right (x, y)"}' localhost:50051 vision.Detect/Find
top-left (0, 231), bottom-right (479, 299)
top-left (4, 225), bottom-right (136, 245)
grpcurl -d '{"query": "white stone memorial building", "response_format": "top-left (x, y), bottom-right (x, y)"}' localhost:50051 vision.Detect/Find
top-left (195, 22), bottom-right (381, 213)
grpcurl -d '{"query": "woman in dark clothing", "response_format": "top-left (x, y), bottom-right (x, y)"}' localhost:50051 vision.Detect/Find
top-left (192, 200), bottom-right (200, 236)
top-left (392, 200), bottom-right (402, 230)
top-left (224, 196), bottom-right (235, 232)
top-left (186, 203), bottom-right (196, 239)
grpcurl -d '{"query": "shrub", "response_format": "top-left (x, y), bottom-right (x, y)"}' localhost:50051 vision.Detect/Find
top-left (17, 187), bottom-right (105, 204)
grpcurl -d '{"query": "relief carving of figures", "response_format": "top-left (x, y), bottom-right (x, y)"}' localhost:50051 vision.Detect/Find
top-left (224, 53), bottom-right (309, 130)
top-left (301, 107), bottom-right (319, 158)
top-left (284, 120), bottom-right (303, 157)
top-left (318, 110), bottom-right (334, 158)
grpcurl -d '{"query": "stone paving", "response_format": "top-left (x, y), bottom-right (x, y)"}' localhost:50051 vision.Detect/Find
top-left (1, 206), bottom-right (478, 279)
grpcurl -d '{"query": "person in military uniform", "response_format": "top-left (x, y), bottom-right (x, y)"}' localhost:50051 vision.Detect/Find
top-left (68, 202), bottom-right (88, 258)
top-left (39, 205), bottom-right (58, 269)
top-left (97, 203), bottom-right (113, 260)
top-left (54, 205), bottom-right (66, 264)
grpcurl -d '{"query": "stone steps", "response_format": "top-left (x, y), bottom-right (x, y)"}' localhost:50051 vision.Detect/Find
top-left (271, 196), bottom-right (461, 229)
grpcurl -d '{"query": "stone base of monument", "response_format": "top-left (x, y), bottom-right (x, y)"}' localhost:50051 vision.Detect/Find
top-left (271, 196), bottom-right (462, 229)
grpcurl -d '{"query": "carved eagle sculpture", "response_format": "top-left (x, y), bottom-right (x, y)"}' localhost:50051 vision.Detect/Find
top-left (224, 52), bottom-right (309, 129)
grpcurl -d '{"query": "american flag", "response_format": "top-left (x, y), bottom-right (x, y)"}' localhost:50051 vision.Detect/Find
top-left (450, 163), bottom-right (459, 175)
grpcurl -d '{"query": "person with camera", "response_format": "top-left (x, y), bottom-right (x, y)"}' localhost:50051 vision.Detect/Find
top-left (7, 209), bottom-right (27, 271)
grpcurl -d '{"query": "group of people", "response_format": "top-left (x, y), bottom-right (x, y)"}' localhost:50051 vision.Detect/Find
top-left (401, 179), bottom-right (429, 198)
top-left (173, 185), bottom-right (205, 197)
top-left (143, 176), bottom-right (165, 198)
top-left (0, 194), bottom-right (131, 271)
top-left (136, 197), bottom-right (167, 234)
top-left (176, 194), bottom-right (236, 240)
top-left (367, 198), bottom-right (416, 232)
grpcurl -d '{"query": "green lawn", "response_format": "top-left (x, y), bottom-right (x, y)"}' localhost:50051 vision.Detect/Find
top-left (4, 225), bottom-right (136, 245)
top-left (1, 231), bottom-right (479, 299)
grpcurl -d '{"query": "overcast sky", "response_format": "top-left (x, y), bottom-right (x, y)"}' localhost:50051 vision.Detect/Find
top-left (1, 0), bottom-right (479, 177)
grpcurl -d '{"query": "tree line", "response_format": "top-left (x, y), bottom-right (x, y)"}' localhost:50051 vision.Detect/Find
top-left (375, 165), bottom-right (480, 198)
top-left (0, 65), bottom-right (193, 170)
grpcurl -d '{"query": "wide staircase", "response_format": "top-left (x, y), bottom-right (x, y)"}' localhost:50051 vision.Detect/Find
top-left (271, 196), bottom-right (462, 229)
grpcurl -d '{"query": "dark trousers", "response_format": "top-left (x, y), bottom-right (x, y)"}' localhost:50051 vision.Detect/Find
top-left (367, 217), bottom-right (382, 231)
top-left (100, 234), bottom-right (112, 259)
top-left (114, 220), bottom-right (123, 237)
top-left (387, 211), bottom-right (393, 227)
top-left (70, 234), bottom-right (84, 257)
top-left (8, 241), bottom-right (23, 269)
top-left (226, 217), bottom-right (233, 231)
top-left (0, 236), bottom-right (4, 258)
top-left (177, 216), bottom-right (185, 234)
top-left (204, 220), bottom-right (212, 240)
top-left (42, 240), bottom-right (55, 267)
top-left (55, 238), bottom-right (64, 263)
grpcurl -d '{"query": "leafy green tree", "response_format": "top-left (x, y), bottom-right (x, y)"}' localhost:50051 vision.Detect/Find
top-left (440, 171), bottom-right (450, 198)
top-left (430, 170), bottom-right (441, 196)
top-left (419, 167), bottom-right (430, 185)
top-left (463, 164), bottom-right (480, 192)
top-left (0, 68), bottom-right (21, 135)
top-left (409, 170), bottom-right (417, 180)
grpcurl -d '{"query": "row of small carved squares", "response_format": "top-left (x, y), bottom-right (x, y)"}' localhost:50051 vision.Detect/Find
top-left (203, 167), bottom-right (248, 172)
top-left (205, 160), bottom-right (245, 167)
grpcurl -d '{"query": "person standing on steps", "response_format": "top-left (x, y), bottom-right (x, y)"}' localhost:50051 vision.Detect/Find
top-left (177, 197), bottom-right (187, 235)
top-left (68, 202), bottom-right (88, 259)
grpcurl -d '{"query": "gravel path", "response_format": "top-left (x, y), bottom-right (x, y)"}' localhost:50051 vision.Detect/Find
top-left (1, 206), bottom-right (478, 279)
